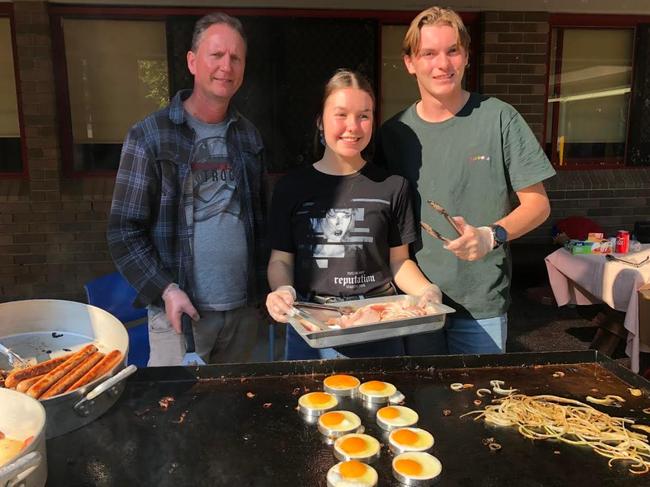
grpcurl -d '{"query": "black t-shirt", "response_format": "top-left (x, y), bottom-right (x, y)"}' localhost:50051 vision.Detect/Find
top-left (270, 163), bottom-right (416, 298)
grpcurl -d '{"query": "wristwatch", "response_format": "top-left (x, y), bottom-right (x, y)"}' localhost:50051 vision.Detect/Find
top-left (490, 224), bottom-right (508, 249)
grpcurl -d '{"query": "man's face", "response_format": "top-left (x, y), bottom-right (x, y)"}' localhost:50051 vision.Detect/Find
top-left (404, 24), bottom-right (468, 102)
top-left (187, 23), bottom-right (246, 103)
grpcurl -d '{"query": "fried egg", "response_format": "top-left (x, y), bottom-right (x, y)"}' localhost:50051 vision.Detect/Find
top-left (318, 410), bottom-right (362, 438)
top-left (334, 433), bottom-right (381, 463)
top-left (326, 460), bottom-right (378, 487)
top-left (392, 452), bottom-right (442, 484)
top-left (323, 374), bottom-right (360, 396)
top-left (376, 405), bottom-right (418, 431)
top-left (358, 380), bottom-right (397, 404)
top-left (388, 427), bottom-right (434, 454)
top-left (298, 391), bottom-right (338, 417)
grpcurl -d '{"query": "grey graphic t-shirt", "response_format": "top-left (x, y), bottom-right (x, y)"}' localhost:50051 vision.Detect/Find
top-left (186, 111), bottom-right (248, 311)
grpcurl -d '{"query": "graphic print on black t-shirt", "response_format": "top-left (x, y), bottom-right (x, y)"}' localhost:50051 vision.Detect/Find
top-left (191, 135), bottom-right (240, 221)
top-left (271, 165), bottom-right (416, 297)
top-left (309, 205), bottom-right (376, 262)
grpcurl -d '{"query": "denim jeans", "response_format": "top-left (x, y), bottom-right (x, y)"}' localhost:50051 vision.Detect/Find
top-left (285, 325), bottom-right (341, 360)
top-left (404, 314), bottom-right (507, 356)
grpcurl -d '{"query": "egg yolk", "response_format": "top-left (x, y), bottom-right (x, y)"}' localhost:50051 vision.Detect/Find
top-left (325, 375), bottom-right (358, 388)
top-left (309, 392), bottom-right (332, 405)
top-left (321, 412), bottom-right (345, 426)
top-left (378, 406), bottom-right (399, 419)
top-left (393, 429), bottom-right (419, 445)
top-left (364, 381), bottom-right (386, 391)
top-left (341, 437), bottom-right (367, 454)
top-left (339, 460), bottom-right (367, 478)
top-left (395, 459), bottom-right (423, 476)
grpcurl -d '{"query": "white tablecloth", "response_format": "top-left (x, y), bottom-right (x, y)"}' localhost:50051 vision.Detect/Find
top-left (545, 245), bottom-right (650, 372)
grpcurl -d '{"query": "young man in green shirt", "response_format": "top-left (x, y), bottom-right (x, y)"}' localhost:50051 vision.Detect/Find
top-left (378, 6), bottom-right (556, 355)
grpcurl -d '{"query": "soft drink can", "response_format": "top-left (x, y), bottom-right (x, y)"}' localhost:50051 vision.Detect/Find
top-left (615, 230), bottom-right (630, 253)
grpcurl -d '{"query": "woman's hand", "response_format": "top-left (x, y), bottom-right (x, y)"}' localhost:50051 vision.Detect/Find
top-left (266, 285), bottom-right (296, 323)
top-left (417, 284), bottom-right (442, 308)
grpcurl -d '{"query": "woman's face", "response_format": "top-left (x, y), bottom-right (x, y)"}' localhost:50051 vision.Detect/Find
top-left (323, 208), bottom-right (354, 242)
top-left (321, 87), bottom-right (374, 161)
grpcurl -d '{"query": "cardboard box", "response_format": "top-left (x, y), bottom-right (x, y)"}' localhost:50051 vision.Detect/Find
top-left (565, 239), bottom-right (613, 255)
top-left (639, 283), bottom-right (650, 348)
top-left (566, 240), bottom-right (594, 254)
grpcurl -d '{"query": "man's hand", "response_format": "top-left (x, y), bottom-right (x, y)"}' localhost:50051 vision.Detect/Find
top-left (162, 284), bottom-right (200, 333)
top-left (443, 216), bottom-right (494, 261)
top-left (266, 285), bottom-right (296, 323)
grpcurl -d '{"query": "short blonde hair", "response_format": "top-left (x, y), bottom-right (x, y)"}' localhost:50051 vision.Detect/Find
top-left (402, 6), bottom-right (470, 57)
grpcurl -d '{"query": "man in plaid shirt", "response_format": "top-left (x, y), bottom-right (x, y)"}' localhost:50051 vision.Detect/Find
top-left (108, 13), bottom-right (268, 366)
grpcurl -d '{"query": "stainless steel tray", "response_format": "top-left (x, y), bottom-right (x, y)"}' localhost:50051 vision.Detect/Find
top-left (288, 295), bottom-right (454, 349)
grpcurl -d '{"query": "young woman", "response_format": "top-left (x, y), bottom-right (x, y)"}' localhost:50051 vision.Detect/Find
top-left (265, 69), bottom-right (442, 360)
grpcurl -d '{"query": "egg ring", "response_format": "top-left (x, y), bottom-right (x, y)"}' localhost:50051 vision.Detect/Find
top-left (323, 374), bottom-right (360, 397)
top-left (333, 433), bottom-right (381, 463)
top-left (392, 452), bottom-right (442, 485)
top-left (358, 380), bottom-right (397, 405)
top-left (388, 427), bottom-right (435, 454)
top-left (298, 391), bottom-right (338, 419)
top-left (318, 410), bottom-right (362, 439)
top-left (326, 460), bottom-right (378, 487)
top-left (376, 405), bottom-right (419, 431)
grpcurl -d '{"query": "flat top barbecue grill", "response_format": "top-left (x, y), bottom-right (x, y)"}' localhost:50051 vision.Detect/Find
top-left (45, 351), bottom-right (650, 486)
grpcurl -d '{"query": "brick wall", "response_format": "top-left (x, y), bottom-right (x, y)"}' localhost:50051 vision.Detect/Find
top-left (481, 11), bottom-right (549, 142)
top-left (539, 169), bottom-right (650, 244)
top-left (1, 1), bottom-right (115, 303)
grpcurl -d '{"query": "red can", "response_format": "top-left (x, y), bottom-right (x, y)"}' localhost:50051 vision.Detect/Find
top-left (615, 230), bottom-right (630, 253)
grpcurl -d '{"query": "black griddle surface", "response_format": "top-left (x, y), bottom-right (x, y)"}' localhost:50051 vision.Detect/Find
top-left (45, 351), bottom-right (650, 486)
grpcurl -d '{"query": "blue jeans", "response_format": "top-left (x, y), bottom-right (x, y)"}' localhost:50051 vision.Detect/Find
top-left (285, 325), bottom-right (341, 360)
top-left (404, 314), bottom-right (507, 356)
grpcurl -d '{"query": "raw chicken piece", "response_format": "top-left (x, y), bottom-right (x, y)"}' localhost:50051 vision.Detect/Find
top-left (330, 300), bottom-right (435, 328)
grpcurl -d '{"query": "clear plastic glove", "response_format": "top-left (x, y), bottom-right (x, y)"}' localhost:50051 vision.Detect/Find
top-left (417, 284), bottom-right (442, 308)
top-left (162, 284), bottom-right (200, 334)
top-left (265, 285), bottom-right (296, 323)
top-left (443, 216), bottom-right (494, 261)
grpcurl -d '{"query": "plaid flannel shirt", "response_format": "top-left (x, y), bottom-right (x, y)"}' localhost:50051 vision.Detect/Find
top-left (107, 90), bottom-right (269, 307)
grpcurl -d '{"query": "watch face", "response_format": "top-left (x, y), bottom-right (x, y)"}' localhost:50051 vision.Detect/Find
top-left (493, 225), bottom-right (508, 243)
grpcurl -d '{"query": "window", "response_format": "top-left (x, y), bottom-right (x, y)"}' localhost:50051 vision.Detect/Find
top-left (59, 18), bottom-right (168, 173)
top-left (0, 14), bottom-right (22, 173)
top-left (546, 28), bottom-right (633, 167)
top-left (381, 25), bottom-right (421, 123)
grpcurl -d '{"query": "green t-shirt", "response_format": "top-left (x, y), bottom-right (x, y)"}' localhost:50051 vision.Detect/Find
top-left (378, 93), bottom-right (556, 319)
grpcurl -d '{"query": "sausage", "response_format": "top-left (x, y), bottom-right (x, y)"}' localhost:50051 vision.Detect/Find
top-left (67, 350), bottom-right (123, 392)
top-left (5, 355), bottom-right (71, 389)
top-left (16, 375), bottom-right (45, 393)
top-left (26, 344), bottom-right (98, 399)
top-left (40, 351), bottom-right (104, 399)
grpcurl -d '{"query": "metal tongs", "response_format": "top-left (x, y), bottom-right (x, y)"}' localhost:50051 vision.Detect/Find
top-left (288, 306), bottom-right (329, 332)
top-left (294, 301), bottom-right (356, 315)
top-left (605, 254), bottom-right (650, 268)
top-left (420, 200), bottom-right (463, 243)
top-left (0, 341), bottom-right (29, 368)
